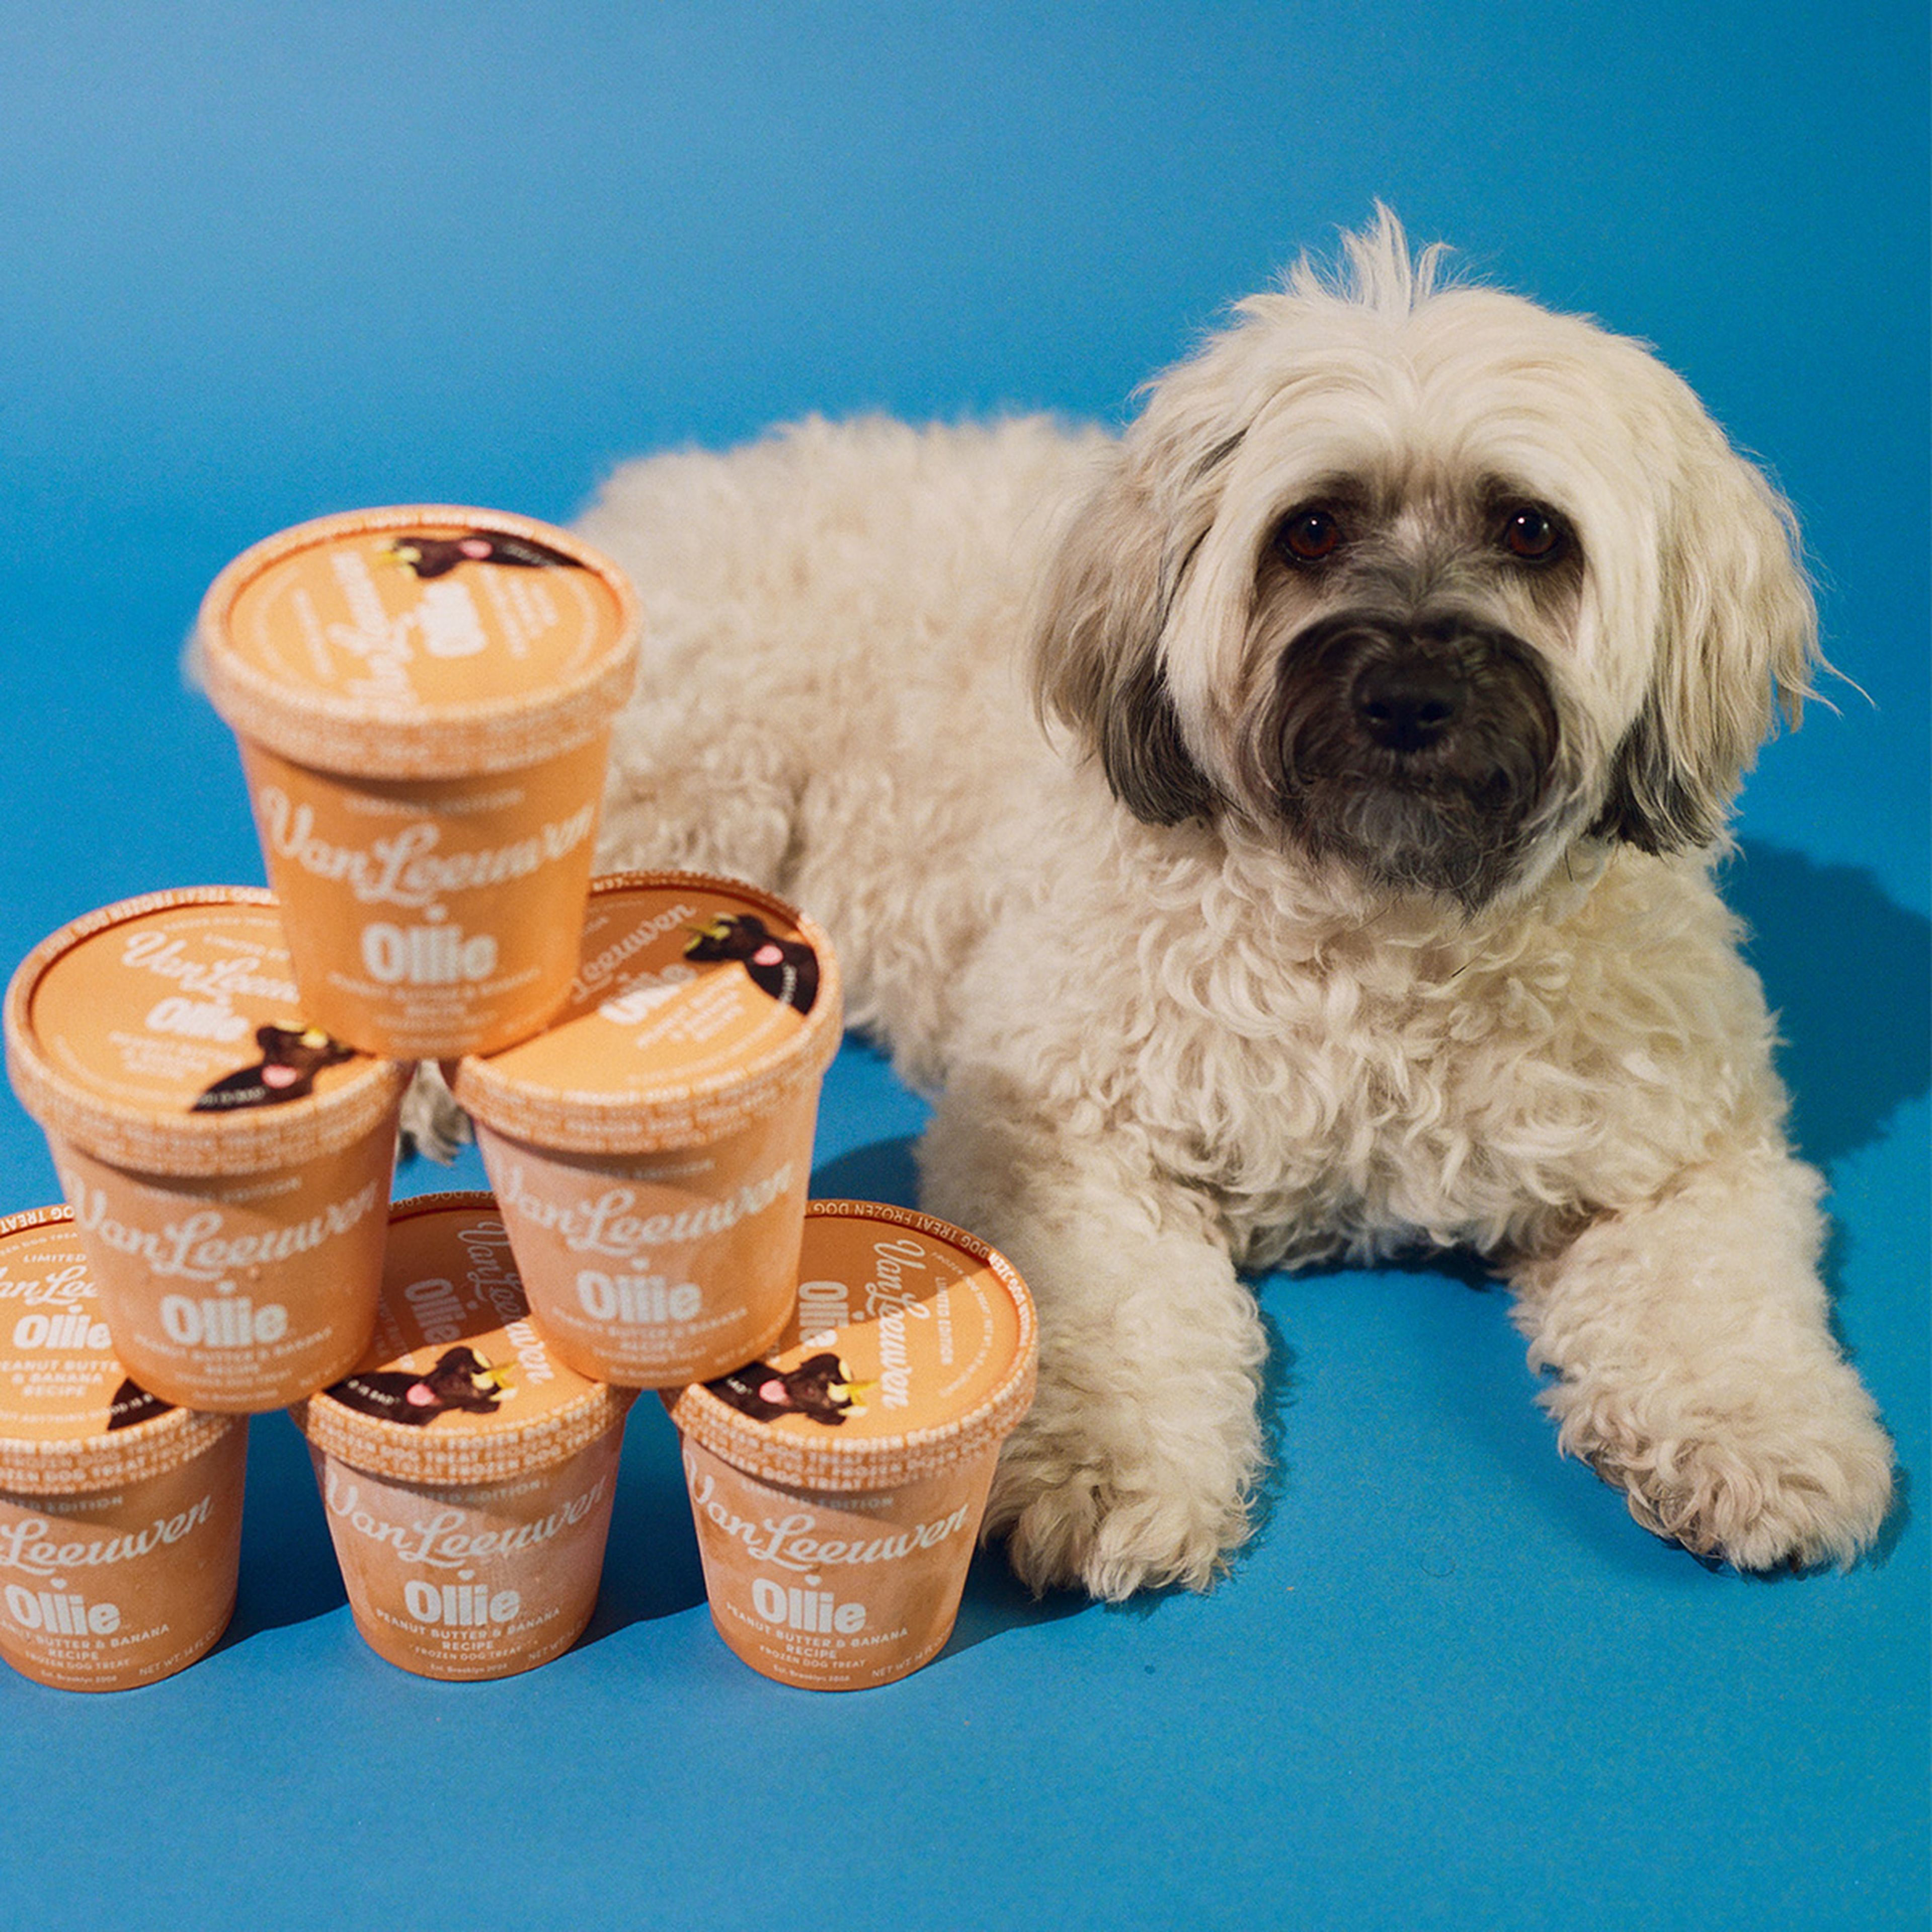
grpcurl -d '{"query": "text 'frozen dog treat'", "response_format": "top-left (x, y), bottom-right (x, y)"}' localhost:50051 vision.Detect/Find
top-left (666, 1201), bottom-right (1036, 1691)
top-left (196, 506), bottom-right (640, 1059)
top-left (293, 1193), bottom-right (631, 1681)
top-left (452, 873), bottom-right (842, 1388)
top-left (0, 1208), bottom-right (248, 1692)
top-left (4, 889), bottom-right (408, 1411)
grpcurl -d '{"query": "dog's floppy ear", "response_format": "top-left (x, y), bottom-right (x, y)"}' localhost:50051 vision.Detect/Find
top-left (1030, 449), bottom-right (1220, 826)
top-left (1593, 430), bottom-right (1818, 853)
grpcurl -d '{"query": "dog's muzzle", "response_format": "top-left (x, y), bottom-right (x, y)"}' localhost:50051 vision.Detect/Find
top-left (1257, 610), bottom-right (1563, 906)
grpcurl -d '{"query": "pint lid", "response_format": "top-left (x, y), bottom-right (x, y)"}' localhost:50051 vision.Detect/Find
top-left (196, 505), bottom-right (640, 778)
top-left (666, 1201), bottom-right (1036, 1491)
top-left (0, 1206), bottom-right (236, 1494)
top-left (4, 888), bottom-right (410, 1175)
top-left (452, 872), bottom-right (843, 1153)
top-left (294, 1192), bottom-right (630, 1486)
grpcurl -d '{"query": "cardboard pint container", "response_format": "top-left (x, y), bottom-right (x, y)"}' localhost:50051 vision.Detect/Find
top-left (195, 505), bottom-right (641, 1059)
top-left (293, 1192), bottom-right (631, 1681)
top-left (666, 1201), bottom-right (1036, 1691)
top-left (0, 1208), bottom-right (248, 1692)
top-left (4, 888), bottom-right (408, 1412)
top-left (452, 872), bottom-right (842, 1388)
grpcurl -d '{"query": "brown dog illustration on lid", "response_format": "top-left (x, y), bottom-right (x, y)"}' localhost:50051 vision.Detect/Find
top-left (684, 913), bottom-right (821, 1015)
top-left (325, 1345), bottom-right (510, 1427)
top-left (708, 1352), bottom-right (867, 1425)
top-left (193, 1024), bottom-right (356, 1112)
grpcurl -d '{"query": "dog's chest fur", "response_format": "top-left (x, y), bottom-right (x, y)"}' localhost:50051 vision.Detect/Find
top-left (964, 817), bottom-right (1781, 1272)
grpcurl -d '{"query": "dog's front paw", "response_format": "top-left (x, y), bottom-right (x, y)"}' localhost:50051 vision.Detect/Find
top-left (1551, 1367), bottom-right (1896, 1571)
top-left (985, 1403), bottom-right (1264, 1601)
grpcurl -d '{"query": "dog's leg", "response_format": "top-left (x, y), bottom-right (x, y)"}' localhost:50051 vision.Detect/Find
top-left (1507, 1142), bottom-right (1894, 1569)
top-left (920, 1076), bottom-right (1268, 1600)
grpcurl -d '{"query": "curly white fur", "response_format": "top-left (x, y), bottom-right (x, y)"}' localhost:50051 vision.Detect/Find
top-left (531, 211), bottom-right (1893, 1597)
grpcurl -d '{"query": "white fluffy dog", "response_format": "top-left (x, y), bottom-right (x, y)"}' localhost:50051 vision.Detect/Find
top-left (433, 212), bottom-right (1896, 1597)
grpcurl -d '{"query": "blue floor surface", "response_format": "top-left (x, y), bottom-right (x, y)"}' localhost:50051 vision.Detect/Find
top-left (0, 7), bottom-right (1924, 1928)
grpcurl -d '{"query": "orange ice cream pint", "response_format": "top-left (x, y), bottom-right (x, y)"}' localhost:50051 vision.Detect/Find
top-left (5, 889), bottom-right (409, 1413)
top-left (666, 1201), bottom-right (1036, 1691)
top-left (452, 873), bottom-right (842, 1388)
top-left (0, 1208), bottom-right (248, 1692)
top-left (294, 1192), bottom-right (631, 1681)
top-left (195, 505), bottom-right (640, 1059)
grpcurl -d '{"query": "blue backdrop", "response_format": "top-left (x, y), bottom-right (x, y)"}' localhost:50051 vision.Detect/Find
top-left (1, 6), bottom-right (1924, 1928)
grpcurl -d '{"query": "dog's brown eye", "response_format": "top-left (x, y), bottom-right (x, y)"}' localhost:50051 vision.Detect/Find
top-left (1501, 506), bottom-right (1565, 562)
top-left (1276, 508), bottom-right (1342, 564)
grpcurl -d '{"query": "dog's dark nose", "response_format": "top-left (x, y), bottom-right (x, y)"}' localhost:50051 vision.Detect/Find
top-left (1351, 654), bottom-right (1466, 753)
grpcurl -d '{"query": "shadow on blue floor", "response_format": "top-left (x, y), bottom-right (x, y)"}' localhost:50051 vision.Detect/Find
top-left (583, 1397), bottom-right (709, 1638)
top-left (226, 1410), bottom-right (348, 1641)
top-left (1724, 840), bottom-right (1931, 1164)
top-left (940, 1548), bottom-right (1089, 1656)
top-left (812, 1136), bottom-right (921, 1209)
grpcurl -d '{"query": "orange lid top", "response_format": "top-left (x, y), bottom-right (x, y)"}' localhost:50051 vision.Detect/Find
top-left (666, 1201), bottom-right (1036, 1491)
top-left (452, 872), bottom-right (843, 1153)
top-left (294, 1192), bottom-right (630, 1485)
top-left (5, 888), bottom-right (409, 1175)
top-left (0, 1206), bottom-right (234, 1494)
top-left (196, 505), bottom-right (640, 777)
